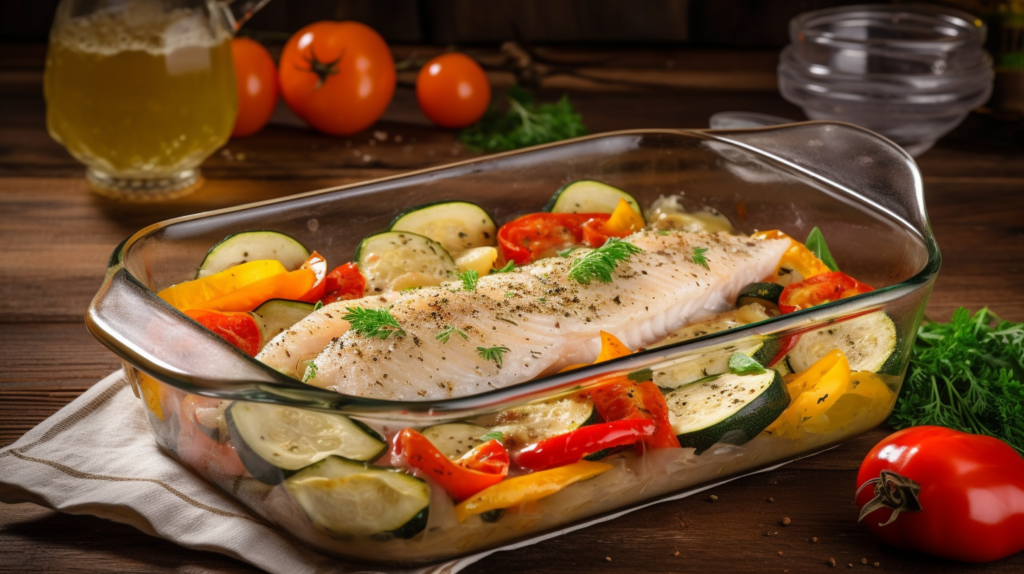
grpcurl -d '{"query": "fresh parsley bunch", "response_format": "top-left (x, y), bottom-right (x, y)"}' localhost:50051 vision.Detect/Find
top-left (458, 86), bottom-right (587, 152)
top-left (889, 307), bottom-right (1024, 454)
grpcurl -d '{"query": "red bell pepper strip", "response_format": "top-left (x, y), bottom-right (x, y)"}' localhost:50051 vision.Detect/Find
top-left (184, 309), bottom-right (262, 357)
top-left (497, 212), bottom-right (611, 265)
top-left (322, 262), bottom-right (366, 304)
top-left (856, 426), bottom-right (1024, 562)
top-left (778, 270), bottom-right (874, 314)
top-left (295, 251), bottom-right (327, 303)
top-left (589, 377), bottom-right (681, 449)
top-left (397, 429), bottom-right (509, 501)
top-left (515, 419), bottom-right (655, 471)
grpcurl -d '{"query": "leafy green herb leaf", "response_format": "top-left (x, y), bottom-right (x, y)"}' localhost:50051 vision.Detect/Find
top-left (805, 226), bottom-right (839, 272)
top-left (458, 86), bottom-right (587, 152)
top-left (691, 246), bottom-right (710, 270)
top-left (656, 230), bottom-right (672, 236)
top-left (342, 307), bottom-right (406, 340)
top-left (436, 325), bottom-right (468, 344)
top-left (728, 352), bottom-right (767, 376)
top-left (458, 269), bottom-right (479, 291)
top-left (302, 362), bottom-right (318, 383)
top-left (490, 261), bottom-right (515, 274)
top-left (557, 247), bottom-right (577, 258)
top-left (568, 238), bottom-right (644, 284)
top-left (313, 300), bottom-right (323, 312)
top-left (477, 345), bottom-right (511, 367)
top-left (479, 431), bottom-right (504, 442)
top-left (890, 308), bottom-right (1024, 455)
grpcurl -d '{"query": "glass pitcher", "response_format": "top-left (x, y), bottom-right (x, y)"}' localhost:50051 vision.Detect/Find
top-left (44, 0), bottom-right (269, 201)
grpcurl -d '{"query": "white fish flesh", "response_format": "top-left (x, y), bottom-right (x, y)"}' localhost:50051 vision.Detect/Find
top-left (257, 230), bottom-right (789, 401)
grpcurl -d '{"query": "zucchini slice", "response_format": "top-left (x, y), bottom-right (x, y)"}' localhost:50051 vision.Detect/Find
top-left (250, 299), bottom-right (315, 346)
top-left (196, 231), bottom-right (310, 279)
top-left (226, 402), bottom-right (387, 485)
top-left (735, 282), bottom-right (784, 309)
top-left (390, 201), bottom-right (497, 255)
top-left (666, 370), bottom-right (790, 454)
top-left (420, 423), bottom-right (490, 459)
top-left (788, 312), bottom-right (900, 375)
top-left (651, 337), bottom-right (781, 390)
top-left (285, 456), bottom-right (430, 539)
top-left (356, 231), bottom-right (457, 294)
top-left (544, 180), bottom-right (643, 217)
top-left (477, 393), bottom-right (597, 449)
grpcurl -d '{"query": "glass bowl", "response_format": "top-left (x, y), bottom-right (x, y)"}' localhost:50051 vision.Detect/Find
top-left (86, 122), bottom-right (939, 565)
top-left (779, 4), bottom-right (993, 156)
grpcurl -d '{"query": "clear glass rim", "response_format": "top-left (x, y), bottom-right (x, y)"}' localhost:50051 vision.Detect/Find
top-left (90, 121), bottom-right (941, 418)
top-left (790, 3), bottom-right (987, 52)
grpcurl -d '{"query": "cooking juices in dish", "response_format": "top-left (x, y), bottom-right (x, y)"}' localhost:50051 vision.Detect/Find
top-left (145, 180), bottom-right (900, 561)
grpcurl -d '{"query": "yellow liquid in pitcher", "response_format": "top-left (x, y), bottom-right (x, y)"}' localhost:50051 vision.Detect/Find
top-left (44, 10), bottom-right (237, 177)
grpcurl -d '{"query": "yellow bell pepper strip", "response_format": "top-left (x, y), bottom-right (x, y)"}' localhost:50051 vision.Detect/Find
top-left (454, 460), bottom-right (613, 522)
top-left (158, 259), bottom-right (287, 311)
top-left (803, 371), bottom-right (895, 434)
top-left (559, 331), bottom-right (632, 373)
top-left (753, 230), bottom-right (831, 281)
top-left (765, 348), bottom-right (851, 438)
top-left (602, 198), bottom-right (645, 236)
top-left (189, 268), bottom-right (316, 313)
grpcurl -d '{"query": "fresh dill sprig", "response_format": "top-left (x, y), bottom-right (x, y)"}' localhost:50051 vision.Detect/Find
top-left (477, 345), bottom-right (510, 367)
top-left (557, 247), bottom-right (577, 258)
top-left (436, 325), bottom-right (468, 344)
top-left (302, 362), bottom-right (318, 383)
top-left (691, 246), bottom-right (710, 270)
top-left (568, 238), bottom-right (644, 284)
top-left (342, 307), bottom-right (406, 340)
top-left (458, 269), bottom-right (479, 291)
top-left (490, 261), bottom-right (515, 274)
top-left (313, 300), bottom-right (324, 312)
top-left (480, 431), bottom-right (504, 442)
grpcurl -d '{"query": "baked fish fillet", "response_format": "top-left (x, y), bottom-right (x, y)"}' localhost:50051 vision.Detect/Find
top-left (257, 229), bottom-right (789, 400)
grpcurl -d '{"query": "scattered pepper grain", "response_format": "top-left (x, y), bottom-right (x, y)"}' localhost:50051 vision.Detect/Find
top-left (674, 551), bottom-right (680, 557)
top-left (605, 557), bottom-right (612, 562)
top-left (811, 537), bottom-right (819, 543)
top-left (828, 557), bottom-right (837, 567)
top-left (767, 497), bottom-right (775, 503)
top-left (709, 494), bottom-right (719, 502)
top-left (873, 562), bottom-right (880, 568)
top-left (781, 517), bottom-right (792, 526)
top-left (861, 558), bottom-right (868, 565)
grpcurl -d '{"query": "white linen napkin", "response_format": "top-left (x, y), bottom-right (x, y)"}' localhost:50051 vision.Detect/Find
top-left (0, 370), bottom-right (814, 574)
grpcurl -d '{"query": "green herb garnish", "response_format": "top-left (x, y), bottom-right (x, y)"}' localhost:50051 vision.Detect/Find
top-left (557, 247), bottom-right (577, 258)
top-left (342, 307), bottom-right (406, 340)
top-left (568, 238), bottom-right (644, 284)
top-left (728, 352), bottom-right (767, 376)
top-left (490, 261), bottom-right (515, 274)
top-left (627, 368), bottom-right (654, 383)
top-left (458, 269), bottom-right (479, 291)
top-left (436, 325), bottom-right (468, 344)
top-left (657, 229), bottom-right (673, 236)
top-left (477, 345), bottom-right (511, 367)
top-left (458, 86), bottom-right (587, 152)
top-left (890, 308), bottom-right (1024, 454)
top-left (691, 246), bottom-right (710, 270)
top-left (480, 431), bottom-right (504, 442)
top-left (302, 362), bottom-right (318, 383)
top-left (805, 226), bottom-right (839, 272)
top-left (313, 300), bottom-right (323, 312)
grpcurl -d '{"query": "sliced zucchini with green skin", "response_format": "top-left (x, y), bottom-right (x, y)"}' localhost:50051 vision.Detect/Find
top-left (652, 338), bottom-right (781, 390)
top-left (735, 282), bottom-right (784, 308)
top-left (390, 201), bottom-right (497, 255)
top-left (250, 299), bottom-right (315, 346)
top-left (478, 393), bottom-right (597, 449)
top-left (773, 356), bottom-right (794, 378)
top-left (788, 312), bottom-right (900, 375)
top-left (226, 402), bottom-right (387, 485)
top-left (544, 180), bottom-right (643, 218)
top-left (196, 231), bottom-right (310, 279)
top-left (285, 456), bottom-right (430, 539)
top-left (420, 423), bottom-right (489, 459)
top-left (356, 231), bottom-right (457, 294)
top-left (666, 370), bottom-right (790, 454)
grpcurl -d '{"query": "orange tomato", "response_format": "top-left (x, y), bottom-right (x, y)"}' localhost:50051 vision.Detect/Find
top-left (416, 53), bottom-right (491, 128)
top-left (230, 38), bottom-right (278, 137)
top-left (278, 21), bottom-right (395, 135)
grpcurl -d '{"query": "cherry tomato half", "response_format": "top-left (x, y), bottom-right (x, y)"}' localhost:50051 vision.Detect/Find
top-left (416, 53), bottom-right (491, 129)
top-left (778, 271), bottom-right (873, 314)
top-left (230, 38), bottom-right (279, 137)
top-left (279, 21), bottom-right (395, 135)
top-left (184, 309), bottom-right (262, 357)
top-left (497, 212), bottom-right (611, 265)
top-left (322, 262), bottom-right (366, 304)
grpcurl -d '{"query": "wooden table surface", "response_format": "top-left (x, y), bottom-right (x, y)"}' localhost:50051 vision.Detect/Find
top-left (2, 44), bottom-right (1024, 574)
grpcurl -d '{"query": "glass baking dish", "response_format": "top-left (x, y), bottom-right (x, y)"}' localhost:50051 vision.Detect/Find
top-left (86, 121), bottom-right (939, 565)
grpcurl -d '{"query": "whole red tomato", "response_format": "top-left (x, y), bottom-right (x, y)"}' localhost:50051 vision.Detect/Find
top-left (230, 38), bottom-right (279, 137)
top-left (856, 426), bottom-right (1024, 562)
top-left (416, 53), bottom-right (491, 128)
top-left (279, 21), bottom-right (395, 135)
